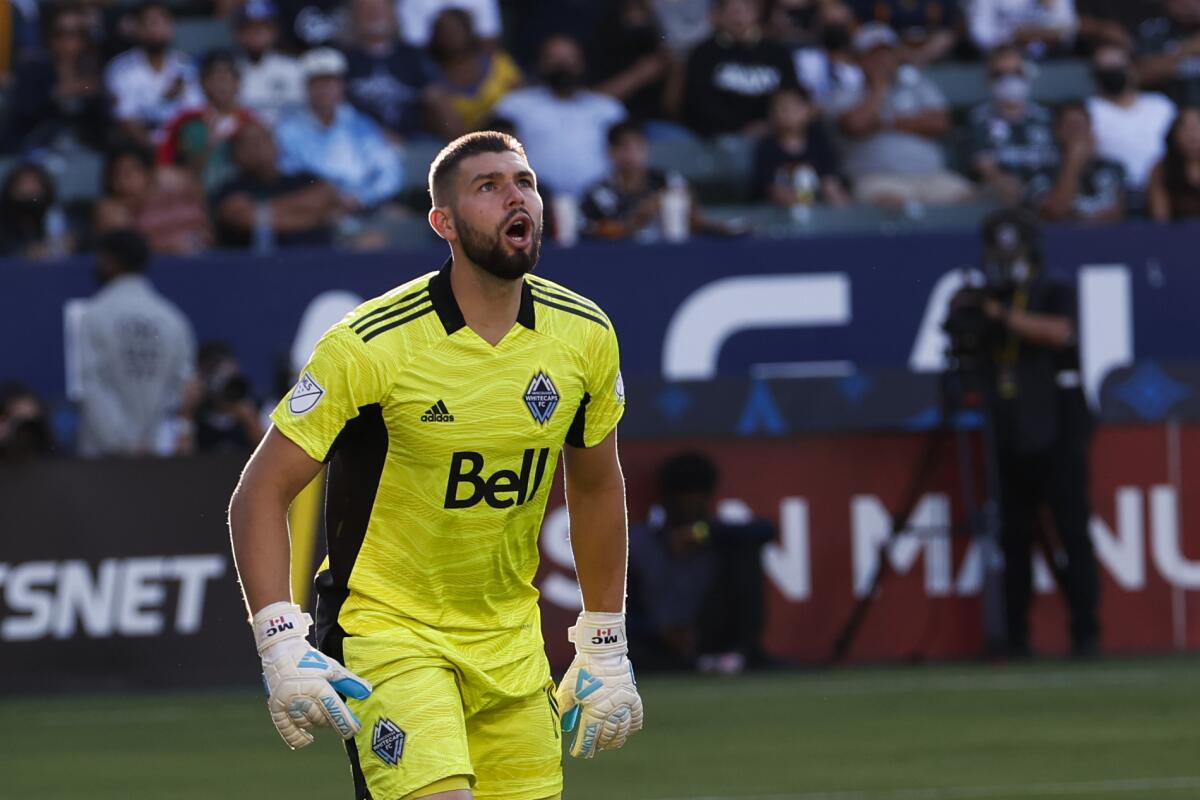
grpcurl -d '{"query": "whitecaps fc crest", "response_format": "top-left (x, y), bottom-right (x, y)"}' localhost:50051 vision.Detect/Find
top-left (524, 371), bottom-right (560, 425)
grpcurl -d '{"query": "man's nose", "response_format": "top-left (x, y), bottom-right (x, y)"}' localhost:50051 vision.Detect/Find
top-left (503, 182), bottom-right (525, 207)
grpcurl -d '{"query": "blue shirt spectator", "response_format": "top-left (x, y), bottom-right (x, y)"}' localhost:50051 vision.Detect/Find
top-left (275, 48), bottom-right (404, 208)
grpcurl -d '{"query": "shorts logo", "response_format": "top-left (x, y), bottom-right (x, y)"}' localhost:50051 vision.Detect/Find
top-left (614, 370), bottom-right (625, 403)
top-left (524, 371), bottom-right (559, 425)
top-left (371, 718), bottom-right (406, 766)
top-left (288, 372), bottom-right (324, 415)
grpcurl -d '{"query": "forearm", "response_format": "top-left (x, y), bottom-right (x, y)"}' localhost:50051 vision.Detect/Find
top-left (1041, 162), bottom-right (1085, 220)
top-left (894, 109), bottom-right (949, 138)
top-left (840, 92), bottom-right (887, 136)
top-left (1137, 54), bottom-right (1183, 87)
top-left (566, 479), bottom-right (628, 613)
top-left (229, 482), bottom-right (295, 616)
top-left (1004, 308), bottom-right (1073, 349)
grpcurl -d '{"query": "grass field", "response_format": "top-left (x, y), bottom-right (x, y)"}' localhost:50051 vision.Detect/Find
top-left (5, 657), bottom-right (1200, 800)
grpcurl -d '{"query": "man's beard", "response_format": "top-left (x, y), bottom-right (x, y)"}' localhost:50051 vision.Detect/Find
top-left (456, 211), bottom-right (541, 281)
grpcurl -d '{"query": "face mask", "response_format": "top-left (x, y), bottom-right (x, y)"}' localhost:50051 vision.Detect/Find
top-left (991, 74), bottom-right (1031, 104)
top-left (821, 25), bottom-right (851, 51)
top-left (1094, 67), bottom-right (1129, 96)
top-left (543, 67), bottom-right (580, 94)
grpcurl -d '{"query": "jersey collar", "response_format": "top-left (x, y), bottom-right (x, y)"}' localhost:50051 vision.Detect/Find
top-left (429, 257), bottom-right (536, 335)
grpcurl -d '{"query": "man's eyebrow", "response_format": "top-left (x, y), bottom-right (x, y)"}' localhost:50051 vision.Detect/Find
top-left (468, 170), bottom-right (536, 184)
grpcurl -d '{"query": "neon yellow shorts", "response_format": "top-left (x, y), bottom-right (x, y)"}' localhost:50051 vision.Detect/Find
top-left (342, 631), bottom-right (563, 800)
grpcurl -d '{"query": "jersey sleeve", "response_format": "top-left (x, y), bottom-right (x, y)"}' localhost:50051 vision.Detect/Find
top-left (270, 325), bottom-right (386, 462)
top-left (566, 322), bottom-right (625, 448)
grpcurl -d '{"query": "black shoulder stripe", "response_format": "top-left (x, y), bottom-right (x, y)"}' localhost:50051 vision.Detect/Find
top-left (527, 279), bottom-right (601, 312)
top-left (532, 297), bottom-right (609, 329)
top-left (354, 296), bottom-right (433, 338)
top-left (351, 287), bottom-right (430, 332)
top-left (528, 284), bottom-right (603, 316)
top-left (361, 305), bottom-right (436, 343)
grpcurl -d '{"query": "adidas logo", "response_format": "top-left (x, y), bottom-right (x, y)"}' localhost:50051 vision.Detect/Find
top-left (421, 400), bottom-right (455, 423)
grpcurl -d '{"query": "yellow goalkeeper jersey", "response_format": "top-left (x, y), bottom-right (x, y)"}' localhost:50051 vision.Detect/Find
top-left (270, 258), bottom-right (624, 644)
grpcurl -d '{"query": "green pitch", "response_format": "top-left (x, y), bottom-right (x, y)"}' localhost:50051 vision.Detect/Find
top-left (5, 657), bottom-right (1200, 800)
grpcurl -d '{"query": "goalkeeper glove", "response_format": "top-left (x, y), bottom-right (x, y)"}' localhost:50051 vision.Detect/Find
top-left (556, 611), bottom-right (644, 758)
top-left (252, 601), bottom-right (373, 750)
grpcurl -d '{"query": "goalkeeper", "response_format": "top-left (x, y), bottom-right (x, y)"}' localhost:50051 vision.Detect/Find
top-left (228, 131), bottom-right (642, 800)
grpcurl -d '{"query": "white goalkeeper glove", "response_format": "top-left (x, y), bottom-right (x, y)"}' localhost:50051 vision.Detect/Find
top-left (252, 601), bottom-right (373, 750)
top-left (556, 611), bottom-right (644, 758)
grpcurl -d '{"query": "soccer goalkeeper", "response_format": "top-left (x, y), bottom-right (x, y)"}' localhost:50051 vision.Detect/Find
top-left (228, 131), bottom-right (642, 800)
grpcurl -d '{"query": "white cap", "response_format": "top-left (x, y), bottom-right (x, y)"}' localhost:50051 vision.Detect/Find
top-left (300, 47), bottom-right (347, 79)
top-left (854, 22), bottom-right (899, 54)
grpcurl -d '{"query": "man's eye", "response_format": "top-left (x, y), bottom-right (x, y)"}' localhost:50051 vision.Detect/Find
top-left (518, 178), bottom-right (533, 188)
top-left (480, 182), bottom-right (495, 192)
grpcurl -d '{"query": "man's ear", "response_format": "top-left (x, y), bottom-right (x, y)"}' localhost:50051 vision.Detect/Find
top-left (428, 206), bottom-right (457, 242)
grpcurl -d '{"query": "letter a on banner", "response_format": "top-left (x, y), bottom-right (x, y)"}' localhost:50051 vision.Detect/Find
top-left (736, 380), bottom-right (787, 435)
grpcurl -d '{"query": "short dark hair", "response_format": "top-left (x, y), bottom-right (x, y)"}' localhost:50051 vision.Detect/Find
top-left (200, 48), bottom-right (238, 79)
top-left (659, 451), bottom-right (719, 497)
top-left (606, 120), bottom-right (645, 148)
top-left (103, 146), bottom-right (153, 195)
top-left (428, 131), bottom-right (527, 206)
top-left (987, 44), bottom-right (1024, 69)
top-left (96, 229), bottom-right (151, 274)
top-left (769, 85), bottom-right (812, 107)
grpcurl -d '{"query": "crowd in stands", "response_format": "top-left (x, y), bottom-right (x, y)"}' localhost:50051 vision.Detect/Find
top-left (0, 0), bottom-right (1197, 264)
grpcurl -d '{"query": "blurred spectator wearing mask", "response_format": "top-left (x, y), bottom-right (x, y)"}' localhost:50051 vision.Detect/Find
top-left (234, 0), bottom-right (305, 125)
top-left (791, 1), bottom-right (865, 112)
top-left (104, 1), bottom-right (203, 149)
top-left (832, 23), bottom-right (973, 208)
top-left (0, 162), bottom-right (74, 259)
top-left (0, 381), bottom-right (53, 460)
top-left (429, 9), bottom-right (522, 131)
top-left (214, 119), bottom-right (342, 249)
top-left (968, 46), bottom-right (1057, 205)
top-left (851, 0), bottom-right (964, 66)
top-left (394, 0), bottom-right (501, 50)
top-left (181, 341), bottom-right (265, 452)
top-left (5, 3), bottom-right (110, 153)
top-left (750, 87), bottom-right (849, 207)
top-left (588, 0), bottom-right (673, 123)
top-left (76, 229), bottom-right (195, 458)
top-left (95, 146), bottom-right (213, 256)
top-left (276, 48), bottom-right (406, 210)
top-left (274, 0), bottom-right (346, 52)
top-left (157, 50), bottom-right (258, 194)
top-left (1086, 44), bottom-right (1176, 206)
top-left (343, 0), bottom-right (462, 141)
top-left (1148, 107), bottom-right (1200, 221)
top-left (1026, 102), bottom-right (1126, 222)
top-left (626, 451), bottom-right (776, 674)
top-left (966, 0), bottom-right (1078, 59)
top-left (493, 35), bottom-right (626, 196)
top-left (682, 0), bottom-right (799, 137)
top-left (1136, 0), bottom-right (1200, 107)
top-left (581, 121), bottom-right (733, 240)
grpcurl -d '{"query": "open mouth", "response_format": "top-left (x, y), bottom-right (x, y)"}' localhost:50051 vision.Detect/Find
top-left (503, 214), bottom-right (533, 248)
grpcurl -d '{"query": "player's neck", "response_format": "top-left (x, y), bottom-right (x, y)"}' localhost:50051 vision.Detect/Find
top-left (449, 255), bottom-right (525, 346)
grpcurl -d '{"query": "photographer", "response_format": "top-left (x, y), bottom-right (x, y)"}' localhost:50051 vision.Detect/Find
top-left (181, 341), bottom-right (264, 453)
top-left (946, 209), bottom-right (1100, 659)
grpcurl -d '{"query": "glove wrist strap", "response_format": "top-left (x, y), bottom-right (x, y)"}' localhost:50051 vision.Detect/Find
top-left (252, 601), bottom-right (312, 655)
top-left (570, 611), bottom-right (628, 653)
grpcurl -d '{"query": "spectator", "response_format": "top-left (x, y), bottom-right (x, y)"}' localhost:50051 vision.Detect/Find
top-left (1136, 0), bottom-right (1200, 107)
top-left (4, 3), bottom-right (110, 153)
top-left (275, 0), bottom-right (347, 52)
top-left (968, 46), bottom-right (1057, 205)
top-left (0, 162), bottom-right (73, 259)
top-left (767, 0), bottom-right (823, 47)
top-left (214, 119), bottom-right (342, 249)
top-left (276, 48), bottom-right (406, 209)
top-left (182, 341), bottom-right (265, 452)
top-left (342, 0), bottom-right (461, 140)
top-left (832, 23), bottom-right (973, 207)
top-left (967, 0), bottom-right (1078, 58)
top-left (0, 381), bottom-right (54, 460)
top-left (682, 0), bottom-right (799, 137)
top-left (157, 50), bottom-right (258, 194)
top-left (1149, 106), bottom-right (1200, 221)
top-left (234, 0), bottom-right (305, 125)
top-left (493, 35), bottom-right (626, 196)
top-left (429, 9), bottom-right (522, 131)
top-left (581, 121), bottom-right (734, 240)
top-left (95, 147), bottom-right (213, 256)
top-left (792, 1), bottom-right (864, 112)
top-left (750, 87), bottom-right (849, 207)
top-left (588, 0), bottom-right (673, 122)
top-left (1086, 43), bottom-right (1176, 202)
top-left (76, 229), bottom-right (196, 458)
top-left (627, 451), bottom-right (775, 673)
top-left (394, 0), bottom-right (502, 49)
top-left (851, 0), bottom-right (964, 66)
top-left (1076, 0), bottom-right (1154, 54)
top-left (1027, 103), bottom-right (1125, 222)
top-left (104, 1), bottom-right (203, 148)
